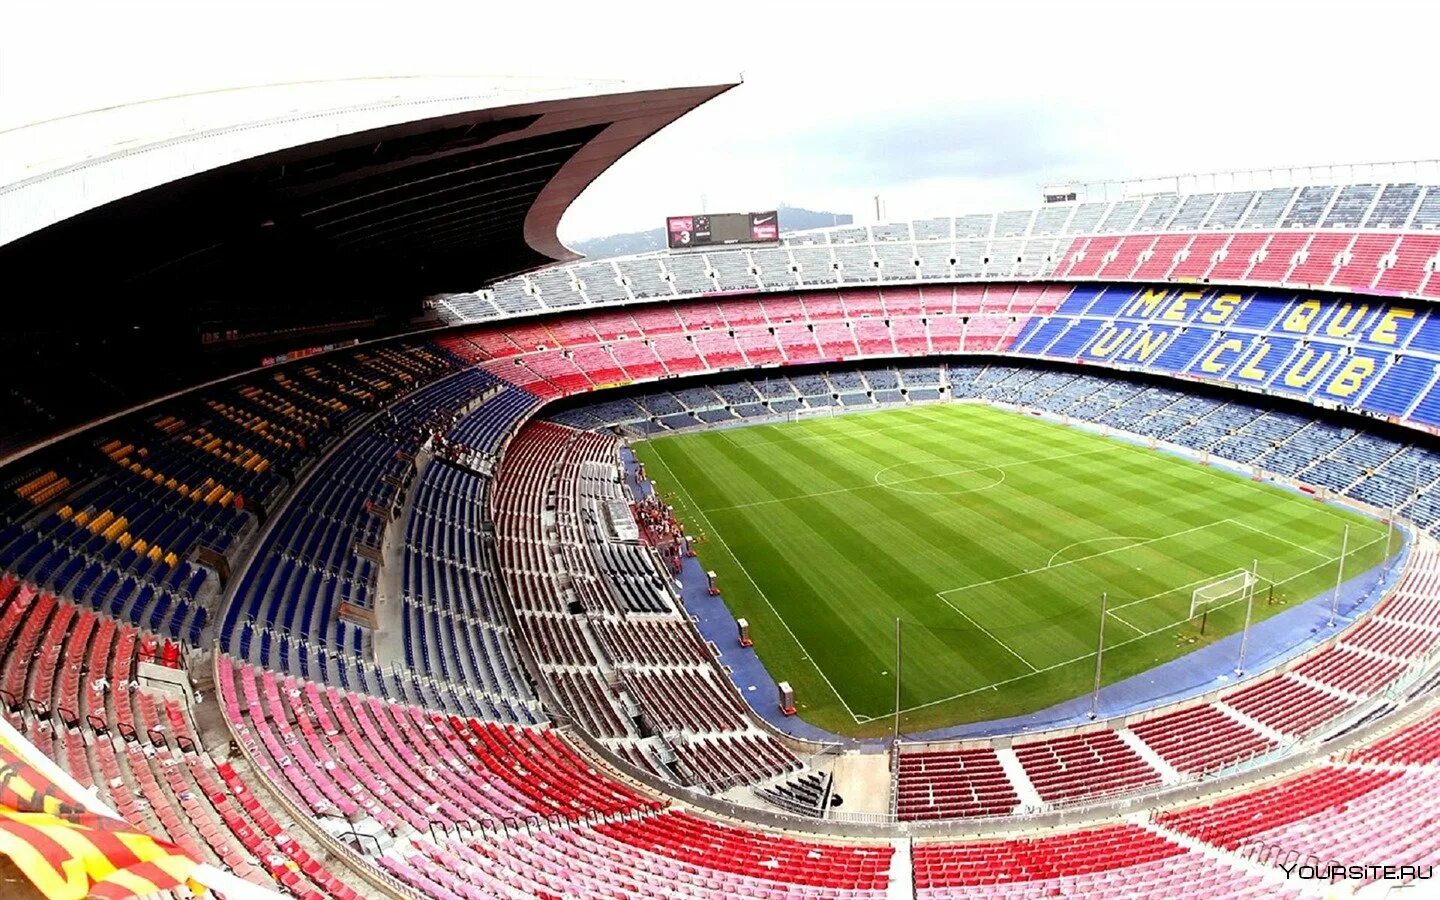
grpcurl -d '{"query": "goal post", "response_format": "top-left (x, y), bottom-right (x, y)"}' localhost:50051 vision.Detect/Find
top-left (785, 404), bottom-right (834, 423)
top-left (1189, 569), bottom-right (1258, 620)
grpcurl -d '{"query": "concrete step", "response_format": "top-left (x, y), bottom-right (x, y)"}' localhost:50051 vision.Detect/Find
top-left (995, 745), bottom-right (1045, 810)
top-left (1215, 700), bottom-right (1289, 744)
top-left (885, 839), bottom-right (912, 900)
top-left (1117, 726), bottom-right (1184, 784)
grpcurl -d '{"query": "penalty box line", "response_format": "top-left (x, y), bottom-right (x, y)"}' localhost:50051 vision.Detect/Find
top-left (936, 519), bottom-right (1241, 599)
top-left (1103, 521), bottom-right (1379, 619)
top-left (888, 530), bottom-right (1390, 721)
top-left (933, 597), bottom-right (1040, 673)
top-left (927, 520), bottom-right (1240, 677)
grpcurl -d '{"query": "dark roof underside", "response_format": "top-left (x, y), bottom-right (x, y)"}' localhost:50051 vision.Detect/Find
top-left (2, 115), bottom-right (599, 332)
top-left (0, 83), bottom-right (735, 459)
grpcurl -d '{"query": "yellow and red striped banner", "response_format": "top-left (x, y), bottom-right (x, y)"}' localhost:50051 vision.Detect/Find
top-left (0, 731), bottom-right (202, 899)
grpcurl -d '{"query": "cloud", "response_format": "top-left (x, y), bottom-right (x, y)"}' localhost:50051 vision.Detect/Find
top-left (7, 0), bottom-right (1440, 249)
top-left (559, 103), bottom-right (1104, 241)
top-left (774, 106), bottom-right (1096, 192)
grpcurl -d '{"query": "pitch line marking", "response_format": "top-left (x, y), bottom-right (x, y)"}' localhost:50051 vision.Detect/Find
top-left (1046, 535), bottom-right (1147, 569)
top-left (701, 445), bottom-right (1117, 512)
top-left (936, 520), bottom-right (1237, 598)
top-left (663, 405), bottom-right (1396, 722)
top-left (1226, 518), bottom-right (1331, 561)
top-left (875, 446), bottom-right (1115, 492)
top-left (885, 532), bottom-right (1388, 721)
top-left (933, 596), bottom-right (1040, 673)
top-left (1105, 608), bottom-right (1145, 636)
top-left (984, 403), bottom-right (1391, 540)
top-left (1107, 569), bottom-right (1260, 613)
top-left (644, 441), bottom-right (865, 723)
top-left (872, 462), bottom-right (1006, 496)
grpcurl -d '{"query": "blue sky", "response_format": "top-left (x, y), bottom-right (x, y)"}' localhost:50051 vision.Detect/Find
top-left (5, 0), bottom-right (1439, 242)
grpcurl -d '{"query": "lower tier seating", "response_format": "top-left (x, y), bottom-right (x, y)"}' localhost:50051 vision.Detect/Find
top-left (384, 811), bottom-right (893, 899)
top-left (220, 656), bottom-right (659, 830)
top-left (492, 421), bottom-right (804, 793)
top-left (0, 578), bottom-right (364, 899)
top-left (914, 827), bottom-right (1291, 899)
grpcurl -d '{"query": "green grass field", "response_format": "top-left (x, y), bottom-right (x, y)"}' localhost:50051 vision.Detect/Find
top-left (632, 403), bottom-right (1394, 737)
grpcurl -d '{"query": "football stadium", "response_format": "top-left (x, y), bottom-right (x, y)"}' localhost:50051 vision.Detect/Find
top-left (4, 16), bottom-right (1440, 900)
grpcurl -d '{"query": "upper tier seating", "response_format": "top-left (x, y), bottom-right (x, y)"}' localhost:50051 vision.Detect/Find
top-left (433, 184), bottom-right (1440, 332)
top-left (426, 285), bottom-right (1440, 465)
top-left (0, 342), bottom-right (463, 646)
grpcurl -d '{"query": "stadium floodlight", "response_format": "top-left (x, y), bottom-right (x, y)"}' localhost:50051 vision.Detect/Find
top-left (1088, 591), bottom-right (1107, 721)
top-left (1328, 524), bottom-right (1350, 628)
top-left (1235, 559), bottom-right (1260, 676)
top-left (1190, 569), bottom-right (1258, 622)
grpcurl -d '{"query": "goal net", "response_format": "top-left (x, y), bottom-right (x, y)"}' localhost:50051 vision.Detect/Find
top-left (786, 405), bottom-right (833, 423)
top-left (1190, 569), bottom-right (1257, 619)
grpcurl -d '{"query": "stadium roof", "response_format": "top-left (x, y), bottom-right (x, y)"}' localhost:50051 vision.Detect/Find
top-left (0, 75), bottom-right (737, 306)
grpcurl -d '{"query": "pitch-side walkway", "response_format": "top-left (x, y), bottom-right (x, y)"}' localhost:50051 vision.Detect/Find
top-left (620, 448), bottom-right (1407, 746)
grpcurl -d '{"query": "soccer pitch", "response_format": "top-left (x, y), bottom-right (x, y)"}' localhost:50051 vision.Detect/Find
top-left (631, 403), bottom-right (1394, 736)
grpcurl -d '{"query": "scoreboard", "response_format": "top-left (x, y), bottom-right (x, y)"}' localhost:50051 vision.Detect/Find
top-left (666, 210), bottom-right (780, 249)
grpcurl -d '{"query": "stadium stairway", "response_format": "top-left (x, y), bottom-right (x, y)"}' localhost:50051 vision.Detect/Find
top-left (1138, 817), bottom-right (1299, 897)
top-left (366, 453), bottom-right (410, 670)
top-left (885, 840), bottom-right (913, 899)
top-left (993, 747), bottom-right (1044, 810)
top-left (1115, 728), bottom-right (1183, 784)
top-left (1212, 701), bottom-right (1289, 744)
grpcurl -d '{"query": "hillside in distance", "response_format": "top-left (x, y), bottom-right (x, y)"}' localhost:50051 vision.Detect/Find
top-left (569, 206), bottom-right (854, 260)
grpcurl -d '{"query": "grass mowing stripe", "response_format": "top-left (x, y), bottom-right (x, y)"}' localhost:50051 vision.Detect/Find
top-left (936, 602), bottom-right (1041, 672)
top-left (644, 436), bottom-right (866, 722)
top-left (633, 403), bottom-right (1394, 735)
top-left (902, 531), bottom-right (1393, 718)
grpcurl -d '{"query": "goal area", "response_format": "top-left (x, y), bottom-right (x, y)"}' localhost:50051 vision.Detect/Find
top-left (1189, 569), bottom-right (1258, 619)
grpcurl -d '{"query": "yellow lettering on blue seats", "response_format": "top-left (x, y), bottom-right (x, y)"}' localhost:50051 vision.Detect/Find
top-left (1200, 338), bottom-right (1243, 373)
top-left (1282, 347), bottom-right (1334, 388)
top-left (1325, 356), bottom-right (1377, 397)
top-left (1162, 291), bottom-right (1202, 322)
top-left (1324, 302), bottom-right (1371, 338)
top-left (1121, 329), bottom-right (1171, 363)
top-left (1088, 326), bottom-right (1130, 358)
top-left (1237, 343), bottom-right (1275, 381)
top-left (1282, 300), bottom-right (1322, 334)
top-left (1124, 288), bottom-right (1169, 318)
top-left (1368, 308), bottom-right (1415, 345)
top-left (1199, 293), bottom-right (1240, 324)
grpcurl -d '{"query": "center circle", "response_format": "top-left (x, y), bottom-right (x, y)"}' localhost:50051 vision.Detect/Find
top-left (872, 459), bottom-right (1007, 495)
